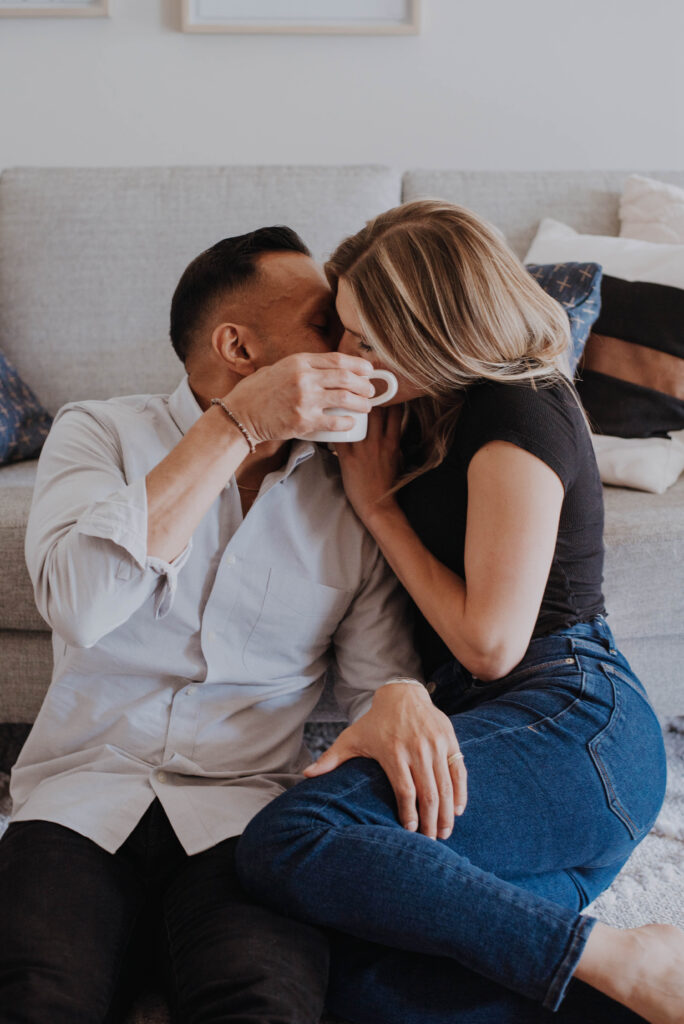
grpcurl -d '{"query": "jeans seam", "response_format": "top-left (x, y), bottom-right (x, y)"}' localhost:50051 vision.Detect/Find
top-left (587, 677), bottom-right (644, 839)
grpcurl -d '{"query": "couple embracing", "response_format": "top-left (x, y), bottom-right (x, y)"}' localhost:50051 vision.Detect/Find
top-left (0, 200), bottom-right (681, 1024)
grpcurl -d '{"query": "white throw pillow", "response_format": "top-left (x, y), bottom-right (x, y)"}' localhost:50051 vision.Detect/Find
top-left (591, 431), bottom-right (684, 495)
top-left (524, 219), bottom-right (684, 289)
top-left (620, 175), bottom-right (684, 244)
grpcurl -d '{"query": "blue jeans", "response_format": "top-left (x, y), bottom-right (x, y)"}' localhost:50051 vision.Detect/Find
top-left (237, 617), bottom-right (667, 1023)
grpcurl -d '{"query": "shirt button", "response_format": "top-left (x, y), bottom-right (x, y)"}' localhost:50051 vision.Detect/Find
top-left (226, 554), bottom-right (236, 566)
top-left (157, 771), bottom-right (167, 783)
top-left (186, 685), bottom-right (197, 696)
top-left (426, 681), bottom-right (437, 695)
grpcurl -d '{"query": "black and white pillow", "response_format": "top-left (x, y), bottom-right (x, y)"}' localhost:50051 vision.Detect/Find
top-left (525, 219), bottom-right (684, 492)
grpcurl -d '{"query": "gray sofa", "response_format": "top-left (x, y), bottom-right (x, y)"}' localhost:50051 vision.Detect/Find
top-left (0, 166), bottom-right (682, 1023)
top-left (1, 165), bottom-right (682, 730)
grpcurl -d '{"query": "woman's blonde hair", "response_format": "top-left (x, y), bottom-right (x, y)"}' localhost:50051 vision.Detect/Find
top-left (325, 199), bottom-right (574, 483)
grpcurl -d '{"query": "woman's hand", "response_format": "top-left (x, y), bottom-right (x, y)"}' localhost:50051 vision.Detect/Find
top-left (336, 405), bottom-right (403, 523)
top-left (303, 682), bottom-right (468, 840)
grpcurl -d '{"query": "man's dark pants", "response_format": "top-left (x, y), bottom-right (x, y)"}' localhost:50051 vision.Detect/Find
top-left (0, 799), bottom-right (328, 1023)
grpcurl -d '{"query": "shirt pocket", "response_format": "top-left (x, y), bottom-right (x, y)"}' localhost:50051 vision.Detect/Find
top-left (242, 568), bottom-right (352, 681)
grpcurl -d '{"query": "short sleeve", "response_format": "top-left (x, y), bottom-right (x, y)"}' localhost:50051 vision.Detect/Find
top-left (459, 381), bottom-right (583, 494)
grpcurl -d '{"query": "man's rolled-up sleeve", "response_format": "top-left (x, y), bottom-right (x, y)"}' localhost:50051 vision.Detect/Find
top-left (331, 539), bottom-right (424, 723)
top-left (25, 405), bottom-right (190, 648)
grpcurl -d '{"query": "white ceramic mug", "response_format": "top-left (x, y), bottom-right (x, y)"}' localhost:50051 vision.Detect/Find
top-left (300, 369), bottom-right (398, 443)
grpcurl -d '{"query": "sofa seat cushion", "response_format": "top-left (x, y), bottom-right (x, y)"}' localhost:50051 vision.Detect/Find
top-left (602, 473), bottom-right (684, 641)
top-left (0, 632), bottom-right (54, 722)
top-left (0, 478), bottom-right (44, 632)
top-left (0, 458), bottom-right (39, 487)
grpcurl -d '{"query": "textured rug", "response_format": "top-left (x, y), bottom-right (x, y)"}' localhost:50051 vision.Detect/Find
top-left (1, 719), bottom-right (682, 931)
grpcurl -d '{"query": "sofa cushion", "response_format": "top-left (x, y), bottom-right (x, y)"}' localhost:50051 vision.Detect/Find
top-left (0, 631), bottom-right (54, 722)
top-left (401, 170), bottom-right (684, 259)
top-left (602, 473), bottom-right (684, 643)
top-left (580, 276), bottom-right (684, 433)
top-left (0, 166), bottom-right (401, 415)
top-left (0, 459), bottom-right (39, 487)
top-left (591, 431), bottom-right (684, 496)
top-left (524, 217), bottom-right (684, 290)
top-left (0, 484), bottom-right (45, 632)
top-left (0, 352), bottom-right (51, 464)
top-left (620, 174), bottom-right (684, 244)
top-left (525, 262), bottom-right (602, 372)
top-left (0, 353), bottom-right (52, 466)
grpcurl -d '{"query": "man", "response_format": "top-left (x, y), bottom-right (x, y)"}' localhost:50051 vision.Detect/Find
top-left (0, 227), bottom-right (426, 1023)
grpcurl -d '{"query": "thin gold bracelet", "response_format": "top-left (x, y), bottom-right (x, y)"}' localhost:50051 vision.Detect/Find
top-left (210, 398), bottom-right (257, 454)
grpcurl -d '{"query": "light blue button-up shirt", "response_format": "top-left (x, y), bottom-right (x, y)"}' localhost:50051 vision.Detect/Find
top-left (12, 378), bottom-right (421, 854)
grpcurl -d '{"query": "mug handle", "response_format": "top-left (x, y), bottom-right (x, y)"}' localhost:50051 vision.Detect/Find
top-left (368, 370), bottom-right (398, 406)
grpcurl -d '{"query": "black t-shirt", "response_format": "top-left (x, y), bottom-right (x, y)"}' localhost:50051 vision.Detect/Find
top-left (398, 379), bottom-right (606, 677)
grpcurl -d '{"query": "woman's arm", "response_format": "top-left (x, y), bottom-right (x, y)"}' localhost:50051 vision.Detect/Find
top-left (310, 408), bottom-right (563, 838)
top-left (337, 409), bottom-right (564, 681)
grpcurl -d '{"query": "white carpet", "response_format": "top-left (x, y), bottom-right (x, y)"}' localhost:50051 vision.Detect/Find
top-left (1, 721), bottom-right (682, 931)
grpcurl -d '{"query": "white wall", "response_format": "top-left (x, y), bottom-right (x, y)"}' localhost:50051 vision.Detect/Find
top-left (1, 0), bottom-right (683, 172)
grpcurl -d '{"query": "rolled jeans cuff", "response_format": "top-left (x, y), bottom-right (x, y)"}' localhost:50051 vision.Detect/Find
top-left (543, 913), bottom-right (597, 1011)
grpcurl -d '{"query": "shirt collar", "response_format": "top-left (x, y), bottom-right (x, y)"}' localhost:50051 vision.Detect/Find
top-left (167, 376), bottom-right (204, 437)
top-left (167, 375), bottom-right (317, 483)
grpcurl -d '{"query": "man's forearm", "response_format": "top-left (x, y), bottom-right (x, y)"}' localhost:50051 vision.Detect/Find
top-left (146, 405), bottom-right (250, 562)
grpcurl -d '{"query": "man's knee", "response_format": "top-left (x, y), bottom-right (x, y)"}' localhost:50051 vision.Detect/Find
top-left (0, 820), bottom-right (143, 1024)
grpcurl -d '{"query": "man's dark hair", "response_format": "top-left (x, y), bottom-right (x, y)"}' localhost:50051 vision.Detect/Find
top-left (169, 225), bottom-right (311, 363)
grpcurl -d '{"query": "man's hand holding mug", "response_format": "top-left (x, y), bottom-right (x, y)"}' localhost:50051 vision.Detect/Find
top-left (227, 352), bottom-right (397, 446)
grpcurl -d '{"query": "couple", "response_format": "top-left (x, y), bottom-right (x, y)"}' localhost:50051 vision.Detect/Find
top-left (0, 201), bottom-right (681, 1024)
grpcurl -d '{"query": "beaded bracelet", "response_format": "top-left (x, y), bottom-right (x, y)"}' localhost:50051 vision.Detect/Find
top-left (210, 398), bottom-right (258, 454)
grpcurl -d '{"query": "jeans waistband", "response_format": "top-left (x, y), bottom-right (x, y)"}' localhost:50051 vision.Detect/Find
top-left (430, 616), bottom-right (648, 710)
top-left (523, 615), bottom-right (617, 660)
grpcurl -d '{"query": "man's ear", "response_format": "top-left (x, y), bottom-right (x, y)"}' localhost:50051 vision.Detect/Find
top-left (211, 322), bottom-right (257, 377)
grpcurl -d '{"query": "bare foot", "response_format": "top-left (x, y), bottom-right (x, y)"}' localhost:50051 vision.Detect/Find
top-left (620, 925), bottom-right (684, 1024)
top-left (578, 922), bottom-right (684, 1024)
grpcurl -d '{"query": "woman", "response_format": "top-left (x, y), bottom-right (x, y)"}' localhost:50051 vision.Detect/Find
top-left (236, 201), bottom-right (683, 1023)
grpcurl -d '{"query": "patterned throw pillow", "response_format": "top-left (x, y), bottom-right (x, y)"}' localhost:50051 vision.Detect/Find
top-left (525, 262), bottom-right (603, 373)
top-left (0, 351), bottom-right (52, 465)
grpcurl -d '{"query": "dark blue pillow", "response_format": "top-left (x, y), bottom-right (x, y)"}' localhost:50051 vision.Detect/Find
top-left (0, 351), bottom-right (52, 465)
top-left (525, 262), bottom-right (602, 373)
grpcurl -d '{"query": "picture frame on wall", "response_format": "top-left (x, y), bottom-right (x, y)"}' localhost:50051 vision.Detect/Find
top-left (0, 0), bottom-right (108, 16)
top-left (181, 0), bottom-right (421, 35)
